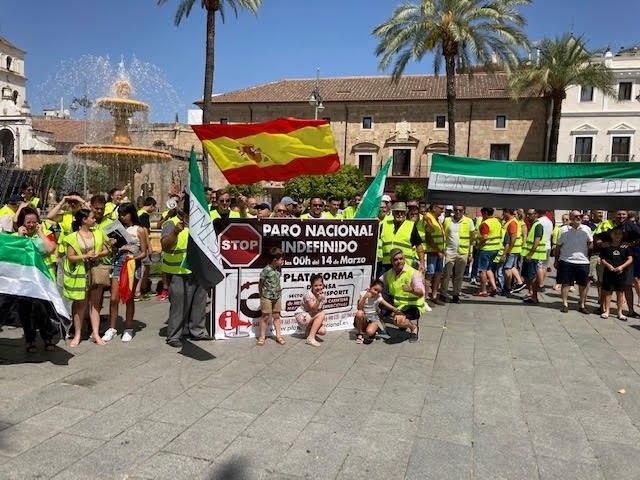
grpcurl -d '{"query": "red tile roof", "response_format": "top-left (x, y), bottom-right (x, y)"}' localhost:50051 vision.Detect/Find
top-left (31, 117), bottom-right (89, 144)
top-left (199, 73), bottom-right (528, 105)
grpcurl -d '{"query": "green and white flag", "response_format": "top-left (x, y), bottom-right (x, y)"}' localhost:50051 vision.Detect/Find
top-left (428, 154), bottom-right (640, 209)
top-left (355, 157), bottom-right (392, 218)
top-left (0, 233), bottom-right (70, 325)
top-left (187, 147), bottom-right (224, 288)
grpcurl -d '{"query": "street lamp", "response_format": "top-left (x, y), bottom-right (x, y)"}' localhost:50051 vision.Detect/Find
top-left (70, 84), bottom-right (92, 195)
top-left (308, 68), bottom-right (324, 120)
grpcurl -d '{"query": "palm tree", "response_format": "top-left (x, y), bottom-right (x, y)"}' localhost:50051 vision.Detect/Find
top-left (509, 34), bottom-right (615, 162)
top-left (373, 0), bottom-right (531, 155)
top-left (157, 0), bottom-right (262, 185)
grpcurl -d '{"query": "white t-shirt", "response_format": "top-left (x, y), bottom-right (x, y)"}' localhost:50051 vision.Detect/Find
top-left (445, 218), bottom-right (476, 255)
top-left (538, 215), bottom-right (554, 250)
top-left (0, 214), bottom-right (13, 233)
top-left (359, 290), bottom-right (382, 316)
top-left (557, 224), bottom-right (593, 264)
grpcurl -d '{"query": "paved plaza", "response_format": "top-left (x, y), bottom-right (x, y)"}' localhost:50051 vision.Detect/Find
top-left (2, 285), bottom-right (640, 479)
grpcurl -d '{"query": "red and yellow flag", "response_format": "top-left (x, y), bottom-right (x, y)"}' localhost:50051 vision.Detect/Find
top-left (192, 118), bottom-right (340, 184)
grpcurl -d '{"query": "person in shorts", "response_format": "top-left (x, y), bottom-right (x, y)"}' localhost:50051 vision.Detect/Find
top-left (353, 279), bottom-right (396, 344)
top-left (600, 227), bottom-right (634, 320)
top-left (258, 247), bottom-right (285, 346)
top-left (295, 274), bottom-right (327, 347)
top-left (554, 210), bottom-right (592, 314)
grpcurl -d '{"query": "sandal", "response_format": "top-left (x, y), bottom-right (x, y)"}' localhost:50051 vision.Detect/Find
top-left (26, 343), bottom-right (37, 353)
top-left (619, 315), bottom-right (628, 322)
top-left (600, 313), bottom-right (609, 319)
top-left (256, 337), bottom-right (266, 346)
top-left (275, 336), bottom-right (286, 345)
top-left (473, 291), bottom-right (489, 297)
top-left (355, 334), bottom-right (364, 344)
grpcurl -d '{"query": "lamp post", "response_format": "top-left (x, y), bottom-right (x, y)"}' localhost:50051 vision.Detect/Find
top-left (70, 83), bottom-right (92, 196)
top-left (308, 68), bottom-right (324, 120)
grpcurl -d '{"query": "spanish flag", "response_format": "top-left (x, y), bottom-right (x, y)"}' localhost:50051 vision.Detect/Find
top-left (192, 118), bottom-right (340, 184)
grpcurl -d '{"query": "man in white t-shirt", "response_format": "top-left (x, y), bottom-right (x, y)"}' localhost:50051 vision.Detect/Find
top-left (555, 210), bottom-right (593, 313)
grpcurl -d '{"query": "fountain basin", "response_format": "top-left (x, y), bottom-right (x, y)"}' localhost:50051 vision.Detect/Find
top-left (95, 97), bottom-right (149, 113)
top-left (72, 144), bottom-right (172, 163)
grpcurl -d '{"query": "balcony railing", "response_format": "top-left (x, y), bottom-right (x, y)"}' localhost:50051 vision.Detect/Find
top-left (606, 154), bottom-right (636, 162)
top-left (569, 154), bottom-right (596, 163)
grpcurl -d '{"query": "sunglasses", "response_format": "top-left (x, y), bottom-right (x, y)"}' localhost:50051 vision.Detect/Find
top-left (276, 209), bottom-right (286, 213)
top-left (454, 208), bottom-right (464, 212)
top-left (311, 203), bottom-right (323, 207)
top-left (218, 199), bottom-right (230, 204)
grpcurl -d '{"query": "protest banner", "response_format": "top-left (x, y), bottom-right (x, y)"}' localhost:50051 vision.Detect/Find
top-left (211, 218), bottom-right (378, 339)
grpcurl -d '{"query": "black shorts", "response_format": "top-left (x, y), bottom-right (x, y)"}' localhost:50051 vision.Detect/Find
top-left (400, 306), bottom-right (421, 320)
top-left (602, 271), bottom-right (632, 292)
top-left (556, 261), bottom-right (590, 287)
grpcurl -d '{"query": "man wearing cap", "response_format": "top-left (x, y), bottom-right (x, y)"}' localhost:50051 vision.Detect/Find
top-left (379, 202), bottom-right (425, 275)
top-left (210, 190), bottom-right (241, 220)
top-left (382, 194), bottom-right (392, 213)
top-left (0, 194), bottom-right (24, 233)
top-left (256, 202), bottom-right (271, 218)
top-left (380, 248), bottom-right (423, 342)
top-left (280, 196), bottom-right (298, 217)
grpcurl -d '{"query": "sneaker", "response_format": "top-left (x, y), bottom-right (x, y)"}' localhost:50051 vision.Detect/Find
top-left (452, 295), bottom-right (460, 304)
top-left (121, 330), bottom-right (133, 342)
top-left (305, 338), bottom-right (321, 347)
top-left (167, 339), bottom-right (182, 348)
top-left (409, 329), bottom-right (419, 343)
top-left (470, 277), bottom-right (479, 286)
top-left (102, 328), bottom-right (117, 342)
top-left (156, 290), bottom-right (169, 301)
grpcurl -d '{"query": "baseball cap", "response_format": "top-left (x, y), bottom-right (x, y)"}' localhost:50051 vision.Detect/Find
top-left (280, 196), bottom-right (297, 206)
top-left (445, 205), bottom-right (454, 211)
top-left (8, 194), bottom-right (22, 204)
top-left (382, 194), bottom-right (392, 203)
top-left (256, 202), bottom-right (271, 210)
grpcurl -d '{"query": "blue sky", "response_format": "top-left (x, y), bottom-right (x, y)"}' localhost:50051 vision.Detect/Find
top-left (2, 0), bottom-right (638, 120)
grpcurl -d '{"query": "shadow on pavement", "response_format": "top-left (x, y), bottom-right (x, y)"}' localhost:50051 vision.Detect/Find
top-left (208, 457), bottom-right (252, 479)
top-left (179, 340), bottom-right (216, 361)
top-left (0, 337), bottom-right (74, 365)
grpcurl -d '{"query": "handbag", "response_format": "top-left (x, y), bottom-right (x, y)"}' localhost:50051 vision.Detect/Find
top-left (89, 263), bottom-right (112, 287)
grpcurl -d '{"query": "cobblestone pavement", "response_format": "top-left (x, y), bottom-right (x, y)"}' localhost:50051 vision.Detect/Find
top-left (2, 284), bottom-right (640, 479)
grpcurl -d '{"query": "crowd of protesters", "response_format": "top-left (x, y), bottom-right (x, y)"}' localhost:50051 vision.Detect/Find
top-left (1, 182), bottom-right (637, 352)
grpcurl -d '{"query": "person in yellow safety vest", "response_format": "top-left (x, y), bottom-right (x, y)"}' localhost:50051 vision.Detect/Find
top-left (379, 202), bottom-right (425, 275)
top-left (551, 213), bottom-right (571, 291)
top-left (475, 207), bottom-right (502, 297)
top-left (136, 197), bottom-right (157, 299)
top-left (522, 209), bottom-right (549, 304)
top-left (0, 194), bottom-right (23, 232)
top-left (423, 204), bottom-right (446, 306)
top-left (324, 196), bottom-right (343, 219)
top-left (342, 194), bottom-right (362, 219)
top-left (161, 204), bottom-right (211, 347)
top-left (300, 197), bottom-right (325, 219)
top-left (20, 183), bottom-right (40, 212)
top-left (382, 248), bottom-right (423, 342)
top-left (376, 202), bottom-right (391, 276)
top-left (501, 209), bottom-right (526, 294)
top-left (210, 190), bottom-right (241, 220)
top-left (440, 206), bottom-right (475, 303)
top-left (104, 185), bottom-right (128, 221)
top-left (46, 193), bottom-right (86, 256)
top-left (14, 206), bottom-right (59, 352)
top-left (63, 208), bottom-right (109, 347)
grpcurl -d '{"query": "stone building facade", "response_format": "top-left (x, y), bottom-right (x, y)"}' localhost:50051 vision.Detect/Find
top-left (198, 73), bottom-right (547, 191)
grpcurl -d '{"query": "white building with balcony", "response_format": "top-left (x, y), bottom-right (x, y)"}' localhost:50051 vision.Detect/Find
top-left (0, 36), bottom-right (54, 168)
top-left (558, 46), bottom-right (640, 163)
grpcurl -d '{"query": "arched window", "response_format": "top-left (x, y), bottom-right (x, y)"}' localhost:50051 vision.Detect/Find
top-left (1, 86), bottom-right (12, 99)
top-left (6, 57), bottom-right (12, 70)
top-left (0, 129), bottom-right (15, 165)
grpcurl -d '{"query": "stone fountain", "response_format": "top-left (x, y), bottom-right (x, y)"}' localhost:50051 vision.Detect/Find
top-left (71, 77), bottom-right (172, 188)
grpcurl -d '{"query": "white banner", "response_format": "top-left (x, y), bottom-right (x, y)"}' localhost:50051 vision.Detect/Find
top-left (430, 173), bottom-right (640, 196)
top-left (212, 219), bottom-right (378, 340)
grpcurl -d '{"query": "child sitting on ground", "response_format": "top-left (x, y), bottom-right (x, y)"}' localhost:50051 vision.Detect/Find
top-left (295, 273), bottom-right (327, 347)
top-left (354, 279), bottom-right (399, 344)
top-left (257, 247), bottom-right (285, 346)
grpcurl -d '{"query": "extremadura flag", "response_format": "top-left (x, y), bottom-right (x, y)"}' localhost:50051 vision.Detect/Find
top-left (192, 118), bottom-right (340, 184)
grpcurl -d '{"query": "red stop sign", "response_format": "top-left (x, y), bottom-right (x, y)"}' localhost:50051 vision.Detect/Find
top-left (219, 224), bottom-right (262, 267)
